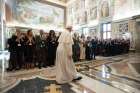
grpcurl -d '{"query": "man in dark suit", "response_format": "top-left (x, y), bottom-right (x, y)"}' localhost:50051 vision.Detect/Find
top-left (91, 38), bottom-right (97, 60)
top-left (35, 30), bottom-right (47, 69)
top-left (7, 34), bottom-right (18, 71)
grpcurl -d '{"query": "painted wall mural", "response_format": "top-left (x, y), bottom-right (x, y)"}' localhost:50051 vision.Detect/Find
top-left (89, 0), bottom-right (97, 20)
top-left (113, 0), bottom-right (131, 20)
top-left (113, 0), bottom-right (140, 20)
top-left (0, 0), bottom-right (2, 50)
top-left (67, 0), bottom-right (88, 26)
top-left (101, 1), bottom-right (109, 18)
top-left (6, 0), bottom-right (65, 29)
top-left (134, 0), bottom-right (140, 9)
top-left (67, 0), bottom-right (140, 26)
top-left (67, 0), bottom-right (112, 26)
top-left (90, 7), bottom-right (97, 20)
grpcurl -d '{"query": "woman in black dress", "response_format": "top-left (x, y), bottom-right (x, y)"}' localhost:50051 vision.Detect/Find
top-left (25, 29), bottom-right (35, 69)
top-left (15, 29), bottom-right (25, 69)
top-left (46, 30), bottom-right (58, 66)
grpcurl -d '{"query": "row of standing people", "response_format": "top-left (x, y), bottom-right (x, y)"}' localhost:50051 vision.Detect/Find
top-left (72, 34), bottom-right (130, 62)
top-left (7, 29), bottom-right (130, 70)
top-left (7, 29), bottom-right (59, 71)
top-left (72, 34), bottom-right (95, 62)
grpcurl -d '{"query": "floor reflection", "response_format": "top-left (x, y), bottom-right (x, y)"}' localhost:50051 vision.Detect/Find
top-left (95, 53), bottom-right (140, 81)
top-left (0, 53), bottom-right (140, 93)
top-left (76, 53), bottom-right (140, 93)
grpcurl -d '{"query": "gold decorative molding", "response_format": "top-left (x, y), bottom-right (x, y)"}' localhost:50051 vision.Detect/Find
top-left (44, 84), bottom-right (62, 93)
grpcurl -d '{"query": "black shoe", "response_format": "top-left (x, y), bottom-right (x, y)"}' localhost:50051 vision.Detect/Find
top-left (15, 68), bottom-right (20, 70)
top-left (38, 66), bottom-right (42, 69)
top-left (6, 68), bottom-right (13, 71)
top-left (73, 76), bottom-right (82, 81)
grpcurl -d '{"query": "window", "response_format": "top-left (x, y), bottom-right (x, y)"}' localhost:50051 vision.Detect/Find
top-left (102, 23), bottom-right (111, 39)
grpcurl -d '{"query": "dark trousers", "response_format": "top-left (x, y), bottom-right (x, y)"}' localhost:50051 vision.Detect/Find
top-left (16, 51), bottom-right (24, 68)
top-left (86, 47), bottom-right (92, 60)
top-left (92, 48), bottom-right (96, 59)
top-left (25, 46), bottom-right (34, 64)
top-left (72, 45), bottom-right (80, 62)
top-left (9, 52), bottom-right (18, 69)
top-left (47, 47), bottom-right (56, 66)
top-left (37, 48), bottom-right (46, 67)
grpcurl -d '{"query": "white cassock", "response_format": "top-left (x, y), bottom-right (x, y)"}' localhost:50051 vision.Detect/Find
top-left (55, 30), bottom-right (77, 84)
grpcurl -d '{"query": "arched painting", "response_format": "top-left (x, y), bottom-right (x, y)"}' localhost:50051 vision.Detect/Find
top-left (101, 1), bottom-right (109, 18)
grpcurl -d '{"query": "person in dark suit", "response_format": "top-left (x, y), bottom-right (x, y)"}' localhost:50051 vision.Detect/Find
top-left (7, 34), bottom-right (18, 71)
top-left (85, 36), bottom-right (92, 60)
top-left (72, 33), bottom-right (80, 62)
top-left (46, 30), bottom-right (58, 66)
top-left (35, 30), bottom-right (47, 68)
top-left (91, 38), bottom-right (97, 60)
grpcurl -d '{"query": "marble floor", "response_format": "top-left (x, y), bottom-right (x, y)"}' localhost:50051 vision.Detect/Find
top-left (0, 52), bottom-right (140, 93)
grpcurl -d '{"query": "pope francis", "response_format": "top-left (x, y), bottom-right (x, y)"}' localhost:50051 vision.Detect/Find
top-left (55, 26), bottom-right (82, 84)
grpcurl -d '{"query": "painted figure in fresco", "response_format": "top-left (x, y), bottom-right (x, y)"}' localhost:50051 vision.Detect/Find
top-left (101, 1), bottom-right (109, 17)
top-left (90, 8), bottom-right (97, 20)
top-left (89, 0), bottom-right (97, 20)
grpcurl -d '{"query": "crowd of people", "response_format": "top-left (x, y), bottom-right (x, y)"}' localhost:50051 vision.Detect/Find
top-left (7, 29), bottom-right (59, 71)
top-left (6, 28), bottom-right (130, 71)
top-left (73, 34), bottom-right (130, 62)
